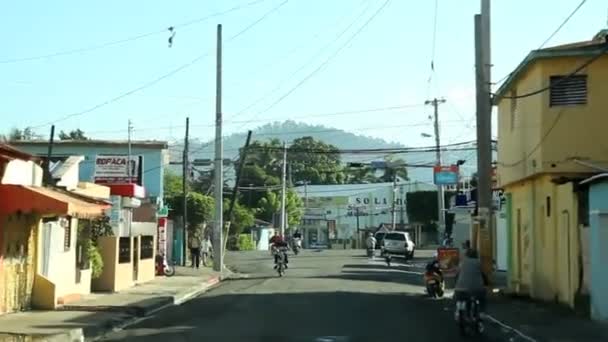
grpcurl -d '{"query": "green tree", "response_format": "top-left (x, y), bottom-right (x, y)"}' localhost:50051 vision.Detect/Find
top-left (224, 200), bottom-right (255, 236)
top-left (59, 129), bottom-right (88, 140)
top-left (166, 192), bottom-right (214, 233)
top-left (164, 171), bottom-right (183, 198)
top-left (258, 189), bottom-right (303, 227)
top-left (287, 136), bottom-right (345, 185)
top-left (4, 127), bottom-right (40, 141)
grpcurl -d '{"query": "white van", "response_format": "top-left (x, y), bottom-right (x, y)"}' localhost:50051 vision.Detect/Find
top-left (383, 231), bottom-right (415, 259)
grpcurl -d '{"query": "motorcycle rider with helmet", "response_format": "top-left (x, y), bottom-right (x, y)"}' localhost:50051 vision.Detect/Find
top-left (269, 232), bottom-right (289, 268)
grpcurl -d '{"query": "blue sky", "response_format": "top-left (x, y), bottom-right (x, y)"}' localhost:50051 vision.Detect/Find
top-left (1, 0), bottom-right (606, 150)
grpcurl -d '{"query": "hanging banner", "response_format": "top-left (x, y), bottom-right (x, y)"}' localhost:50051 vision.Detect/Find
top-left (94, 155), bottom-right (143, 184)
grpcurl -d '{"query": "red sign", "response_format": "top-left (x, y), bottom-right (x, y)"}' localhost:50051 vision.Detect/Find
top-left (433, 165), bottom-right (459, 173)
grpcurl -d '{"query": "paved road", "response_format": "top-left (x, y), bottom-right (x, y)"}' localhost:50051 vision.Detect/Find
top-left (100, 249), bottom-right (506, 341)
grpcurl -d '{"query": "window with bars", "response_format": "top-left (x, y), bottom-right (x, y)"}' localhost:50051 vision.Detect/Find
top-left (549, 75), bottom-right (587, 106)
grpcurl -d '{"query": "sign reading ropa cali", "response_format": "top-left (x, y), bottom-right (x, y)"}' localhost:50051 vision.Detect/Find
top-left (94, 155), bottom-right (143, 185)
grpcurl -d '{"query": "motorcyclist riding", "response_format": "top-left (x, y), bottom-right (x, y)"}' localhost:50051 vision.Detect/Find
top-left (269, 232), bottom-right (289, 268)
top-left (454, 248), bottom-right (489, 320)
top-left (425, 252), bottom-right (443, 282)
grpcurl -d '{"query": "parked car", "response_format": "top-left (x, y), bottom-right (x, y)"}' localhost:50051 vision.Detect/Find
top-left (383, 232), bottom-right (415, 259)
top-left (374, 231), bottom-right (387, 249)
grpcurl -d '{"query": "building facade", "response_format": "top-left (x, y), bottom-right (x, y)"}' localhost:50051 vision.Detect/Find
top-left (294, 181), bottom-right (436, 247)
top-left (495, 30), bottom-right (608, 308)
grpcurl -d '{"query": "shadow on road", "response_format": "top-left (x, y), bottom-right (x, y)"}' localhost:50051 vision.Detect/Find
top-left (98, 290), bottom-right (483, 341)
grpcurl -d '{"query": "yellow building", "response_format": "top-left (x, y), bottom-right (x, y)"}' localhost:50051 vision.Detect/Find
top-left (495, 30), bottom-right (608, 307)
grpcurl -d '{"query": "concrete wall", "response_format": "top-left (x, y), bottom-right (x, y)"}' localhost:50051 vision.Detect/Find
top-left (1, 160), bottom-right (43, 186)
top-left (37, 218), bottom-right (91, 304)
top-left (131, 222), bottom-right (157, 236)
top-left (506, 175), bottom-right (580, 307)
top-left (589, 181), bottom-right (608, 320)
top-left (0, 214), bottom-right (37, 315)
top-left (135, 235), bottom-right (156, 284)
top-left (92, 236), bottom-right (134, 292)
top-left (497, 55), bottom-right (608, 188)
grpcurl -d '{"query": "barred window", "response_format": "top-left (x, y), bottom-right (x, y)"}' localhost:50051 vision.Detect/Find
top-left (549, 75), bottom-right (587, 106)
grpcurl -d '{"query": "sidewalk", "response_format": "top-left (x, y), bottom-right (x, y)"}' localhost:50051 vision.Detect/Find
top-left (486, 292), bottom-right (608, 342)
top-left (0, 267), bottom-right (228, 342)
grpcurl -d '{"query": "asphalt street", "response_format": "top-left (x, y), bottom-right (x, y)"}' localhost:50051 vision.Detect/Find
top-left (100, 249), bottom-right (509, 341)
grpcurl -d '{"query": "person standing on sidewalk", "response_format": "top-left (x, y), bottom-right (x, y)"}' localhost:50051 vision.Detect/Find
top-left (189, 232), bottom-right (202, 269)
top-left (201, 235), bottom-right (211, 267)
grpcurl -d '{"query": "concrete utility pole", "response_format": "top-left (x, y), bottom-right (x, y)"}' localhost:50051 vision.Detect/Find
top-left (425, 98), bottom-right (447, 239)
top-left (391, 173), bottom-right (397, 230)
top-left (280, 142), bottom-right (287, 236)
top-left (44, 125), bottom-right (55, 186)
top-left (212, 24), bottom-right (223, 273)
top-left (127, 119), bottom-right (133, 183)
top-left (475, 0), bottom-right (494, 281)
top-left (182, 117), bottom-right (189, 266)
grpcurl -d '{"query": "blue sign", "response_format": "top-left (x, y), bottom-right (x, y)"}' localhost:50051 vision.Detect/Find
top-left (434, 171), bottom-right (459, 185)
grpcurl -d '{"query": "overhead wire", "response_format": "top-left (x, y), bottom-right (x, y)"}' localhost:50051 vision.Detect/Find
top-left (227, 0), bottom-right (377, 121)
top-left (231, 0), bottom-right (393, 132)
top-left (0, 0), bottom-right (269, 65)
top-left (28, 0), bottom-right (290, 130)
top-left (494, 44), bottom-right (608, 101)
top-left (538, 0), bottom-right (588, 50)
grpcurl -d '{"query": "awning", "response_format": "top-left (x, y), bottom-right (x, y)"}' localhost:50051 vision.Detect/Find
top-left (0, 185), bottom-right (111, 219)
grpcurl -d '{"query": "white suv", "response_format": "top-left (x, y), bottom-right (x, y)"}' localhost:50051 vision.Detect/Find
top-left (383, 232), bottom-right (415, 259)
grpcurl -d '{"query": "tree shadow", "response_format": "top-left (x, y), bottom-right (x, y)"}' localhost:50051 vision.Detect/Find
top-left (93, 291), bottom-right (498, 341)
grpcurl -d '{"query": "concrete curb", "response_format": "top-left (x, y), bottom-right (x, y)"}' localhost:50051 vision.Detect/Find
top-left (87, 275), bottom-right (222, 341)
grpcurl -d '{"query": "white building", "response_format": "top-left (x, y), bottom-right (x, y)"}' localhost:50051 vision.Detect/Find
top-left (294, 181), bottom-right (436, 248)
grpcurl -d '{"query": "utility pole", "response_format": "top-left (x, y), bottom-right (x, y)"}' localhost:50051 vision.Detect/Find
top-left (280, 142), bottom-right (287, 236)
top-left (356, 206), bottom-right (361, 248)
top-left (127, 119), bottom-right (133, 183)
top-left (44, 125), bottom-right (55, 186)
top-left (225, 131), bottom-right (253, 252)
top-left (212, 24), bottom-right (224, 273)
top-left (476, 0), bottom-right (494, 281)
top-left (391, 173), bottom-right (397, 230)
top-left (182, 117), bottom-right (189, 266)
top-left (425, 98), bottom-right (447, 240)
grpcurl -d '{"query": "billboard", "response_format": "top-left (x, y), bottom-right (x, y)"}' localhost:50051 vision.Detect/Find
top-left (433, 165), bottom-right (459, 185)
top-left (94, 155), bottom-right (143, 185)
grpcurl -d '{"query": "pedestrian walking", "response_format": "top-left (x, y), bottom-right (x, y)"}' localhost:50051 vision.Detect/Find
top-left (189, 232), bottom-right (202, 269)
top-left (201, 235), bottom-right (212, 267)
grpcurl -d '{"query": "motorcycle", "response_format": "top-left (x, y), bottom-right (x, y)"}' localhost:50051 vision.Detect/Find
top-left (155, 254), bottom-right (175, 277)
top-left (380, 247), bottom-right (392, 267)
top-left (456, 296), bottom-right (484, 336)
top-left (424, 271), bottom-right (444, 298)
top-left (275, 247), bottom-right (288, 277)
top-left (292, 238), bottom-right (302, 255)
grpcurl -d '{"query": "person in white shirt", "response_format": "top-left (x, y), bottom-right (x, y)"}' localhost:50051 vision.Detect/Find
top-left (201, 236), bottom-right (212, 267)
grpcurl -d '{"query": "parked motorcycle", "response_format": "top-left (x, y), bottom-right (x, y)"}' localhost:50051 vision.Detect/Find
top-left (424, 271), bottom-right (444, 298)
top-left (456, 296), bottom-right (484, 336)
top-left (155, 254), bottom-right (175, 277)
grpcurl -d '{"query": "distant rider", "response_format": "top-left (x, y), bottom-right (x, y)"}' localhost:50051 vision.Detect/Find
top-left (425, 252), bottom-right (443, 282)
top-left (269, 232), bottom-right (289, 268)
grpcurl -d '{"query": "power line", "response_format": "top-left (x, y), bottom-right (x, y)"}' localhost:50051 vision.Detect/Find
top-left (538, 0), bottom-right (588, 49)
top-left (228, 0), bottom-right (377, 122)
top-left (28, 0), bottom-right (289, 130)
top-left (494, 45), bottom-right (608, 101)
top-left (232, 0), bottom-right (393, 131)
top-left (493, 0), bottom-right (588, 90)
top-left (0, 0), bottom-right (269, 65)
